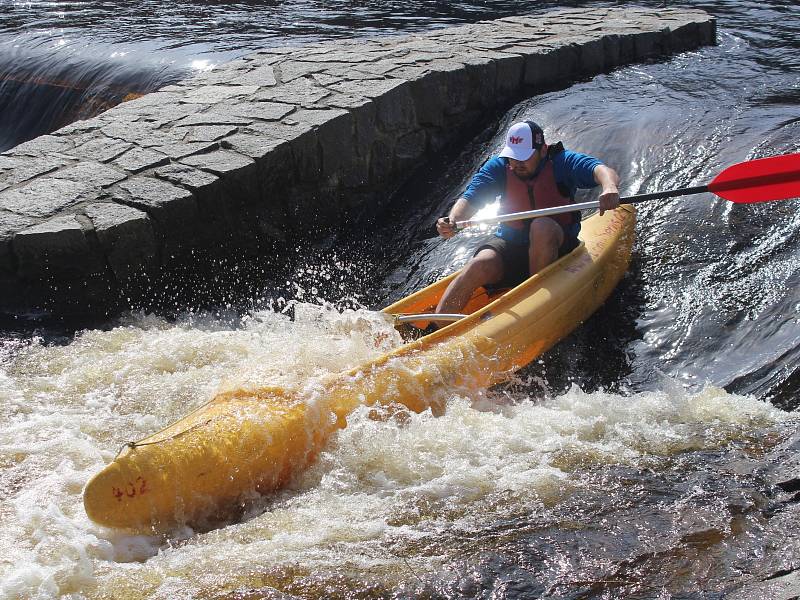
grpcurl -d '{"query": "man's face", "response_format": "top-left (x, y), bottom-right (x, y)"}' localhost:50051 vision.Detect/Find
top-left (508, 148), bottom-right (542, 180)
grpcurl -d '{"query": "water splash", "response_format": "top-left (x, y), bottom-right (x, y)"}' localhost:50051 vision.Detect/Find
top-left (0, 309), bottom-right (790, 598)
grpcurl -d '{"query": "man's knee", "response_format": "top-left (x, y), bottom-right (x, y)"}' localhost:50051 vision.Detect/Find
top-left (529, 218), bottom-right (563, 247)
top-left (463, 249), bottom-right (503, 284)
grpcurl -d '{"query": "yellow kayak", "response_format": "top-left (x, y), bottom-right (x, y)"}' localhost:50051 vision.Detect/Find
top-left (83, 205), bottom-right (635, 531)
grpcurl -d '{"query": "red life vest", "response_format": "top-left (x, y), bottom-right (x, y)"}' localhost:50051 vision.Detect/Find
top-left (502, 143), bottom-right (578, 229)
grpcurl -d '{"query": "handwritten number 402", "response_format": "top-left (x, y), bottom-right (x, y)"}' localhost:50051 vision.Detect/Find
top-left (111, 477), bottom-right (149, 501)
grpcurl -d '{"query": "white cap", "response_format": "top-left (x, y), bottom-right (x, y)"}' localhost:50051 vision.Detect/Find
top-left (498, 121), bottom-right (544, 161)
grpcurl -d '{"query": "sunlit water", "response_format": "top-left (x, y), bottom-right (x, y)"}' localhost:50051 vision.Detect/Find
top-left (2, 0), bottom-right (800, 598)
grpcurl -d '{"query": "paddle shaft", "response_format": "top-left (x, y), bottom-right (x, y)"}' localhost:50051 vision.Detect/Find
top-left (454, 152), bottom-right (800, 229)
top-left (456, 185), bottom-right (709, 229)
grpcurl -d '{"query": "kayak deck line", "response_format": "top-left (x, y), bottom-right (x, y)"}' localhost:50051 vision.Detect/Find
top-left (82, 205), bottom-right (636, 532)
top-left (393, 313), bottom-right (468, 323)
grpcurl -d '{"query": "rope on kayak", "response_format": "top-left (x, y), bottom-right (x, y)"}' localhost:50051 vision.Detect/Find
top-left (114, 418), bottom-right (214, 459)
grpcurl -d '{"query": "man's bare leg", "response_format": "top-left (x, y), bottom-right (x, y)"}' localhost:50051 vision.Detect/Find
top-left (529, 218), bottom-right (564, 275)
top-left (436, 248), bottom-right (504, 314)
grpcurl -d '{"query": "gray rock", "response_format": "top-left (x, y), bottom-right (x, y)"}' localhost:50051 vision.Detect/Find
top-left (116, 176), bottom-right (199, 231)
top-left (178, 150), bottom-right (255, 176)
top-left (728, 567), bottom-right (800, 600)
top-left (634, 30), bottom-right (667, 59)
top-left (154, 164), bottom-right (219, 191)
top-left (181, 85), bottom-right (260, 104)
top-left (331, 78), bottom-right (406, 100)
top-left (112, 147), bottom-right (171, 174)
top-left (84, 202), bottom-right (158, 282)
top-left (184, 125), bottom-right (239, 143)
top-left (101, 120), bottom-right (164, 145)
top-left (7, 135), bottom-right (75, 157)
top-left (246, 120), bottom-right (313, 142)
top-left (227, 102), bottom-right (296, 122)
top-left (55, 162), bottom-right (126, 187)
top-left (230, 64), bottom-right (277, 87)
top-left (396, 130), bottom-right (428, 160)
top-left (0, 155), bottom-right (68, 188)
top-left (254, 78), bottom-right (331, 106)
top-left (175, 113), bottom-right (254, 127)
top-left (0, 7), bottom-right (717, 315)
top-left (120, 91), bottom-right (185, 108)
top-left (155, 140), bottom-right (221, 160)
top-left (54, 117), bottom-right (105, 137)
top-left (566, 36), bottom-right (604, 75)
top-left (0, 178), bottom-right (101, 218)
top-left (0, 210), bottom-right (38, 241)
top-left (290, 107), bottom-right (349, 130)
top-left (153, 164), bottom-right (242, 244)
top-left (220, 134), bottom-right (288, 161)
top-left (0, 211), bottom-right (37, 276)
top-left (316, 92), bottom-right (371, 111)
top-left (278, 61), bottom-right (331, 83)
top-left (375, 80), bottom-right (416, 133)
top-left (317, 112), bottom-right (356, 182)
top-left (71, 136), bottom-right (135, 163)
top-left (494, 53), bottom-right (525, 100)
top-left (523, 49), bottom-right (562, 89)
top-left (12, 215), bottom-right (105, 279)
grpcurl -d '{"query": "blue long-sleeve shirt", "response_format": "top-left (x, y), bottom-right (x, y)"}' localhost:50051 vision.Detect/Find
top-left (463, 149), bottom-right (602, 244)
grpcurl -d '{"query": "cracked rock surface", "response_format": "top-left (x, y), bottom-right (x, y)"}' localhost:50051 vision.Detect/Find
top-left (0, 7), bottom-right (715, 315)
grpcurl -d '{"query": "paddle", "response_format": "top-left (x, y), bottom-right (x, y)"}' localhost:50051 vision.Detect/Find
top-left (455, 152), bottom-right (800, 230)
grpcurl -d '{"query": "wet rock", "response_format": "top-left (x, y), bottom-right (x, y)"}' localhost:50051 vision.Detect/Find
top-left (0, 211), bottom-right (37, 277)
top-left (12, 215), bottom-right (104, 279)
top-left (84, 202), bottom-right (158, 283)
top-left (116, 176), bottom-right (198, 236)
top-left (0, 7), bottom-right (716, 315)
top-left (729, 569), bottom-right (800, 600)
top-left (766, 430), bottom-right (800, 500)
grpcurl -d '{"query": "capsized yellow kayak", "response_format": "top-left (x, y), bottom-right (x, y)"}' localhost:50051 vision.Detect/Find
top-left (83, 205), bottom-right (635, 531)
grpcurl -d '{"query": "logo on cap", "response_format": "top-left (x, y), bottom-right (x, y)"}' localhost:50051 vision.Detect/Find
top-left (509, 136), bottom-right (523, 144)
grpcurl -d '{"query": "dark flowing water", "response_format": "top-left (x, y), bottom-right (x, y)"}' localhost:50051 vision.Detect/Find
top-left (1, 2), bottom-right (799, 599)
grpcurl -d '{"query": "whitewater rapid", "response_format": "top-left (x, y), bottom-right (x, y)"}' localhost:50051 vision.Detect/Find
top-left (0, 306), bottom-right (788, 599)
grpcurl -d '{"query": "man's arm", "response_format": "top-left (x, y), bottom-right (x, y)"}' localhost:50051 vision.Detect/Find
top-left (437, 157), bottom-right (505, 239)
top-left (593, 164), bottom-right (620, 216)
top-left (436, 197), bottom-right (478, 239)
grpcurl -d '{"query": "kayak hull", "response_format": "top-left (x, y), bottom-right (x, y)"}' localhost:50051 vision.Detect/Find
top-left (83, 205), bottom-right (636, 531)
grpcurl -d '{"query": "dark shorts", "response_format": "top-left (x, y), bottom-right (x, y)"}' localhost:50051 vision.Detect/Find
top-left (475, 222), bottom-right (580, 289)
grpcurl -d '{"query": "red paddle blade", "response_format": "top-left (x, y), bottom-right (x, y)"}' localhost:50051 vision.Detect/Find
top-left (708, 152), bottom-right (800, 203)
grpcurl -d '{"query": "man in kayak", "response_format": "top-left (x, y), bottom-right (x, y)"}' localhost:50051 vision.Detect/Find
top-left (435, 120), bottom-right (621, 314)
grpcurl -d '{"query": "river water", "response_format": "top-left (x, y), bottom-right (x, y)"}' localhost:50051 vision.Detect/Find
top-left (1, 1), bottom-right (799, 599)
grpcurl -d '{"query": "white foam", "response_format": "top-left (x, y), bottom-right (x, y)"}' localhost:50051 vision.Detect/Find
top-left (0, 308), bottom-right (789, 598)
